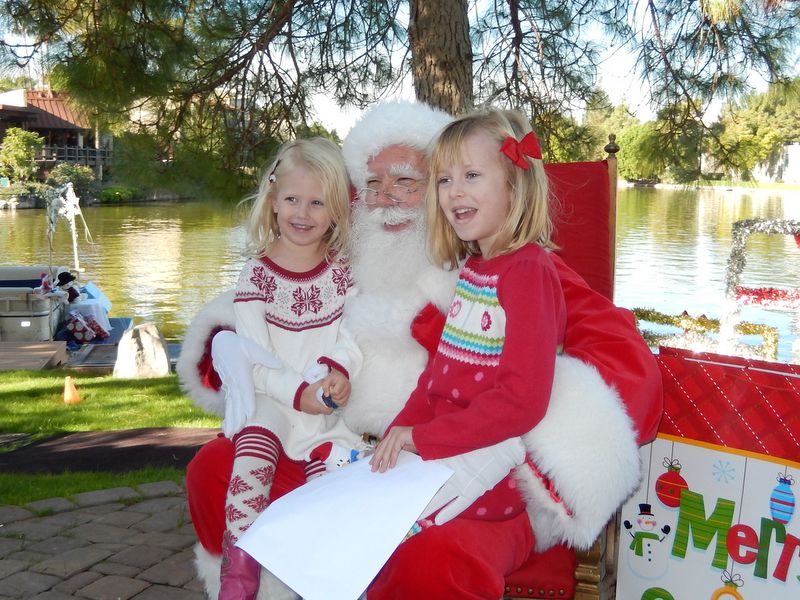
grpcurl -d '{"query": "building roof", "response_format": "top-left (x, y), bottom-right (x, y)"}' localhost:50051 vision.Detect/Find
top-left (0, 104), bottom-right (36, 121)
top-left (24, 90), bottom-right (90, 131)
top-left (0, 89), bottom-right (91, 131)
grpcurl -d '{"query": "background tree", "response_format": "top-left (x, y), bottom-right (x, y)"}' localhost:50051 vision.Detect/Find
top-left (0, 0), bottom-right (797, 185)
top-left (0, 127), bottom-right (44, 181)
top-left (617, 122), bottom-right (663, 181)
top-left (0, 73), bottom-right (35, 91)
top-left (715, 78), bottom-right (800, 180)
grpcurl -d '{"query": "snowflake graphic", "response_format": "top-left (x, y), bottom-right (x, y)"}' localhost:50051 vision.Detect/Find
top-left (250, 464), bottom-right (275, 486)
top-left (249, 266), bottom-right (277, 302)
top-left (291, 285), bottom-right (323, 316)
top-left (225, 504), bottom-right (248, 522)
top-left (332, 266), bottom-right (353, 296)
top-left (712, 460), bottom-right (736, 484)
top-left (244, 494), bottom-right (271, 512)
top-left (228, 474), bottom-right (253, 496)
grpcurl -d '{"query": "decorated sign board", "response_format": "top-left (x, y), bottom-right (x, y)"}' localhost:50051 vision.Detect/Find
top-left (617, 347), bottom-right (800, 600)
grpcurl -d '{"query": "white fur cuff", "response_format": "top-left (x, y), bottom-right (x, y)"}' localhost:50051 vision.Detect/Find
top-left (176, 290), bottom-right (236, 417)
top-left (514, 354), bottom-right (642, 551)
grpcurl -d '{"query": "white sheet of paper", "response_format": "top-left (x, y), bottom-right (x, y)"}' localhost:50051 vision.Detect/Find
top-left (236, 451), bottom-right (453, 600)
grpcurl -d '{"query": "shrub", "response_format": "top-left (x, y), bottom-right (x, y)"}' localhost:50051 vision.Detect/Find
top-left (0, 128), bottom-right (45, 182)
top-left (46, 163), bottom-right (98, 201)
top-left (98, 185), bottom-right (137, 203)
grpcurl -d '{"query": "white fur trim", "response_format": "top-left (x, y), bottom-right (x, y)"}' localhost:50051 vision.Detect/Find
top-left (342, 100), bottom-right (453, 189)
top-left (415, 264), bottom-right (459, 314)
top-left (193, 543), bottom-right (300, 600)
top-left (514, 354), bottom-right (641, 552)
top-left (176, 290), bottom-right (236, 417)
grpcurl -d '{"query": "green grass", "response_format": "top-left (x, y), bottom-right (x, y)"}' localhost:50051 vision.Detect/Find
top-left (0, 369), bottom-right (220, 506)
top-left (0, 467), bottom-right (187, 507)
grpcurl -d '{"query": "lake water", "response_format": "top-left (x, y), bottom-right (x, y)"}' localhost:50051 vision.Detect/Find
top-left (2, 187), bottom-right (799, 362)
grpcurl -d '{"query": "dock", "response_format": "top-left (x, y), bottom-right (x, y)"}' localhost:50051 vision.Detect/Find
top-left (0, 317), bottom-right (181, 374)
top-left (0, 341), bottom-right (68, 371)
top-left (65, 342), bottom-right (182, 373)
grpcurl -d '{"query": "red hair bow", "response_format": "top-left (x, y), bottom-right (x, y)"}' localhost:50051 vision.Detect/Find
top-left (500, 132), bottom-right (542, 170)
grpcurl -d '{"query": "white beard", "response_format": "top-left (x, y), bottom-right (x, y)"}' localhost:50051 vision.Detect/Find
top-left (342, 202), bottom-right (457, 435)
top-left (350, 202), bottom-right (430, 295)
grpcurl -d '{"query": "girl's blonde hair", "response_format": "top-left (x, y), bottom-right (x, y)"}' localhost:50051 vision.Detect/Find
top-left (244, 137), bottom-right (352, 260)
top-left (426, 109), bottom-right (554, 267)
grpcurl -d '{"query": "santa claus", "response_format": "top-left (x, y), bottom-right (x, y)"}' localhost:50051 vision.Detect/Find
top-left (177, 100), bottom-right (662, 599)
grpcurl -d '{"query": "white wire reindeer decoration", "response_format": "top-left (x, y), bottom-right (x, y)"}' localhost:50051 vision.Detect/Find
top-left (45, 182), bottom-right (93, 272)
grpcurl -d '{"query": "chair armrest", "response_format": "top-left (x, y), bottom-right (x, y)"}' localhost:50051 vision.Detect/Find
top-left (573, 514), bottom-right (619, 600)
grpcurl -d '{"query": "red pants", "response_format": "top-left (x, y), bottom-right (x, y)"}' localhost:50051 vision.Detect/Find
top-left (186, 436), bottom-right (572, 598)
top-left (186, 434), bottom-right (307, 555)
top-left (370, 511), bottom-right (533, 599)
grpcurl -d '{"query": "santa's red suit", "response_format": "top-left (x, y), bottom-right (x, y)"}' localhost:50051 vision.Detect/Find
top-left (177, 254), bottom-right (661, 600)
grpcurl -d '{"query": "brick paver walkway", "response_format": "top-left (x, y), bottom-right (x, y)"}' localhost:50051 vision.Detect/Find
top-left (0, 482), bottom-right (205, 599)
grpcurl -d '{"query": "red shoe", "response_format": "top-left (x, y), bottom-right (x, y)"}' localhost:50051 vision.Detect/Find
top-left (219, 531), bottom-right (260, 600)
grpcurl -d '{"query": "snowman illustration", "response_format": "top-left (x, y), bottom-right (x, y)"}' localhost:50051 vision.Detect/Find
top-left (624, 502), bottom-right (673, 580)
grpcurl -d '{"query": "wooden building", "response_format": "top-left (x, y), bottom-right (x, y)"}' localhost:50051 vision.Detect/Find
top-left (0, 89), bottom-right (110, 176)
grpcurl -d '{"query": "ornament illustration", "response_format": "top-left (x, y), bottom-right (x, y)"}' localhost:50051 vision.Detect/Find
top-left (710, 570), bottom-right (744, 600)
top-left (769, 470), bottom-right (795, 525)
top-left (656, 458), bottom-right (688, 508)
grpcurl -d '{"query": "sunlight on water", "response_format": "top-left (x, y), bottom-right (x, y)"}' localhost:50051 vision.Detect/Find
top-left (2, 188), bottom-right (799, 361)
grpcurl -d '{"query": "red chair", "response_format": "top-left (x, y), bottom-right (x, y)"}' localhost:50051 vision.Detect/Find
top-left (503, 137), bottom-right (620, 600)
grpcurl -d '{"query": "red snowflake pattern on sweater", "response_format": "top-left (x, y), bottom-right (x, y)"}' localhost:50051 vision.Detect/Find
top-left (291, 285), bottom-right (323, 316)
top-left (225, 503), bottom-right (248, 522)
top-left (331, 265), bottom-right (353, 296)
top-left (228, 474), bottom-right (253, 496)
top-left (243, 494), bottom-right (271, 512)
top-left (249, 266), bottom-right (277, 302)
top-left (250, 465), bottom-right (275, 486)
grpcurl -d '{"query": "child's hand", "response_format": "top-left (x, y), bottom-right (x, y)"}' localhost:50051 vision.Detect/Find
top-left (369, 426), bottom-right (417, 473)
top-left (298, 381), bottom-right (334, 415)
top-left (322, 369), bottom-right (351, 407)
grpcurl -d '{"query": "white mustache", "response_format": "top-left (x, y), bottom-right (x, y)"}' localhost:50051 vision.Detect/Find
top-left (363, 205), bottom-right (422, 227)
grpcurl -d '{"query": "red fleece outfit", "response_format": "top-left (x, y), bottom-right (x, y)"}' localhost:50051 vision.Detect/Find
top-left (390, 244), bottom-right (566, 521)
top-left (184, 254), bottom-right (662, 598)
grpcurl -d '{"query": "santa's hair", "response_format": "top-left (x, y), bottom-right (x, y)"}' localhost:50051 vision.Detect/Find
top-left (342, 100), bottom-right (453, 189)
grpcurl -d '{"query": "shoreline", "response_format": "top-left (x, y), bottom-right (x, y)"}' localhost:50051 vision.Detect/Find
top-left (619, 180), bottom-right (800, 196)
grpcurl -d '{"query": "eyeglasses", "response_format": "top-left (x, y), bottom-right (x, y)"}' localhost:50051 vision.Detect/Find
top-left (357, 182), bottom-right (425, 206)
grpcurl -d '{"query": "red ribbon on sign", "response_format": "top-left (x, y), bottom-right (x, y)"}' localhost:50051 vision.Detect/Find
top-left (499, 131), bottom-right (543, 170)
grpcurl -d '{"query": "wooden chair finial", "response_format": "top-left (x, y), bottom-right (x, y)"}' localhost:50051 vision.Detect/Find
top-left (604, 134), bottom-right (619, 157)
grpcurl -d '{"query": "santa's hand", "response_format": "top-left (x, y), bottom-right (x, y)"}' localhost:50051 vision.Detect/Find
top-left (420, 437), bottom-right (526, 525)
top-left (212, 331), bottom-right (281, 437)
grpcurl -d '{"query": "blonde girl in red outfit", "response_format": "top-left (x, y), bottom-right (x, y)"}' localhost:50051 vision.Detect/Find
top-left (369, 109), bottom-right (565, 597)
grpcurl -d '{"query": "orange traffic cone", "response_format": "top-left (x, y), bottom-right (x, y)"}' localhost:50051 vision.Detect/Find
top-left (63, 376), bottom-right (80, 404)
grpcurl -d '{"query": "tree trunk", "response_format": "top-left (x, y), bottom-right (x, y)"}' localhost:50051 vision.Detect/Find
top-left (408, 0), bottom-right (473, 115)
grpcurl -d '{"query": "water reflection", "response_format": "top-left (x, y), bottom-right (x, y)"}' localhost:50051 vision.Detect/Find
top-left (615, 187), bottom-right (799, 361)
top-left (1, 188), bottom-right (798, 361)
